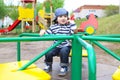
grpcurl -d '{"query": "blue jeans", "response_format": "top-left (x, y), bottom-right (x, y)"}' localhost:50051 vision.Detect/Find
top-left (45, 46), bottom-right (71, 67)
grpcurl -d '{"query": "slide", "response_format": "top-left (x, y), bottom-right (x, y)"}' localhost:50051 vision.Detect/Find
top-left (0, 19), bottom-right (21, 33)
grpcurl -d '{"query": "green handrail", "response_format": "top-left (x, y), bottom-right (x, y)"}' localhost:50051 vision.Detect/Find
top-left (92, 41), bottom-right (120, 61)
top-left (94, 34), bottom-right (120, 38)
top-left (82, 36), bottom-right (120, 42)
top-left (18, 40), bottom-right (64, 70)
top-left (71, 35), bottom-right (82, 80)
top-left (77, 36), bottom-right (96, 80)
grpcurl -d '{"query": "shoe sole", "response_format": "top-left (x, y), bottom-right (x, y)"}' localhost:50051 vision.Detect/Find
top-left (58, 73), bottom-right (67, 77)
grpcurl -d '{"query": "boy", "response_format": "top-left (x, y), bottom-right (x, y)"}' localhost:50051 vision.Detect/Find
top-left (39, 8), bottom-right (77, 76)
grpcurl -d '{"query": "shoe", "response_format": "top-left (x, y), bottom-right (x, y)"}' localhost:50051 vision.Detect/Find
top-left (44, 65), bottom-right (52, 73)
top-left (58, 66), bottom-right (68, 76)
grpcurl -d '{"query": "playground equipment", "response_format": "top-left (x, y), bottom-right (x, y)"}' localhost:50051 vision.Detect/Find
top-left (78, 14), bottom-right (98, 35)
top-left (0, 14), bottom-right (120, 80)
top-left (37, 10), bottom-right (48, 30)
top-left (19, 0), bottom-right (36, 32)
top-left (0, 0), bottom-right (53, 33)
top-left (37, 0), bottom-right (53, 29)
top-left (19, 0), bottom-right (53, 32)
top-left (112, 66), bottom-right (120, 80)
top-left (0, 19), bottom-right (21, 33)
top-left (43, 0), bottom-right (53, 26)
top-left (0, 0), bottom-right (37, 33)
top-left (0, 33), bottom-right (120, 80)
top-left (0, 60), bottom-right (51, 80)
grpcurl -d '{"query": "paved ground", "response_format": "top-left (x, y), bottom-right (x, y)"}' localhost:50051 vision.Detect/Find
top-left (0, 41), bottom-right (120, 80)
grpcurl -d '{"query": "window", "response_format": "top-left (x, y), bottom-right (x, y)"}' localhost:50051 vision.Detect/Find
top-left (89, 10), bottom-right (96, 12)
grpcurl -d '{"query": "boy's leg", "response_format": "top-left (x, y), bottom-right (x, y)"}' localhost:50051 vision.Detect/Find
top-left (58, 46), bottom-right (71, 76)
top-left (44, 47), bottom-right (60, 72)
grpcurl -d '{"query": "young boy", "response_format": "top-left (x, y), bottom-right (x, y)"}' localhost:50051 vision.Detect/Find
top-left (39, 8), bottom-right (77, 76)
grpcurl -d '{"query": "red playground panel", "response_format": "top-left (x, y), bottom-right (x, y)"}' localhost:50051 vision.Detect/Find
top-left (79, 14), bottom-right (98, 32)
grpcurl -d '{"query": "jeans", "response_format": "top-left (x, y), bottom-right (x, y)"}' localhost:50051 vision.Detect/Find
top-left (45, 46), bottom-right (71, 67)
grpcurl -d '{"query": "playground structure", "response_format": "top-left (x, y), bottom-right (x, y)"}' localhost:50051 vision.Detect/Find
top-left (0, 19), bottom-right (21, 33)
top-left (18, 0), bottom-right (53, 32)
top-left (0, 14), bottom-right (120, 80)
top-left (0, 0), bottom-right (53, 33)
top-left (37, 0), bottom-right (53, 29)
top-left (0, 0), bottom-right (36, 33)
top-left (19, 0), bottom-right (36, 32)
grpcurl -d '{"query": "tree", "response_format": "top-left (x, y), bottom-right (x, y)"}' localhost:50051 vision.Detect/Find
top-left (8, 6), bottom-right (19, 20)
top-left (43, 0), bottom-right (64, 12)
top-left (52, 0), bottom-right (64, 12)
top-left (105, 5), bottom-right (119, 16)
top-left (36, 2), bottom-right (43, 12)
top-left (0, 0), bottom-right (7, 19)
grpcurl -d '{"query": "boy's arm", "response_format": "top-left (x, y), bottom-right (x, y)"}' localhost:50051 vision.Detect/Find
top-left (68, 20), bottom-right (83, 34)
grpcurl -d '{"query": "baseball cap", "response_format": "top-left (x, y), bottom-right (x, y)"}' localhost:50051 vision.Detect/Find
top-left (53, 8), bottom-right (68, 21)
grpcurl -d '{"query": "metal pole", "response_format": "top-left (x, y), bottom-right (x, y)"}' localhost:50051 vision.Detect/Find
top-left (93, 41), bottom-right (120, 61)
top-left (18, 40), bottom-right (64, 70)
top-left (17, 42), bottom-right (21, 61)
top-left (77, 37), bottom-right (96, 80)
top-left (71, 35), bottom-right (82, 80)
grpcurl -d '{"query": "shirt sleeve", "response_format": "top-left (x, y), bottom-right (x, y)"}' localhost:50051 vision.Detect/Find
top-left (70, 21), bottom-right (77, 30)
top-left (69, 22), bottom-right (77, 34)
top-left (45, 26), bottom-right (53, 34)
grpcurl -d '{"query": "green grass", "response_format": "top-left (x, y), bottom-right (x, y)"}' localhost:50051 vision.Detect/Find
top-left (96, 14), bottom-right (120, 35)
top-left (113, 48), bottom-right (120, 56)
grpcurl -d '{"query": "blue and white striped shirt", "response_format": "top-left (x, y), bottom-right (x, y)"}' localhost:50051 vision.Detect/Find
top-left (45, 22), bottom-right (77, 48)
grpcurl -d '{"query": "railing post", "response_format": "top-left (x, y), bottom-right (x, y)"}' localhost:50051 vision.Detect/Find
top-left (77, 37), bottom-right (96, 80)
top-left (71, 35), bottom-right (82, 80)
top-left (17, 41), bottom-right (21, 61)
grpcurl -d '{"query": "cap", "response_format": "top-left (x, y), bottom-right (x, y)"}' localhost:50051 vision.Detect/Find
top-left (53, 8), bottom-right (68, 21)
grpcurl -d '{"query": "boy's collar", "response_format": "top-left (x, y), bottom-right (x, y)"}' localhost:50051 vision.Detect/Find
top-left (57, 23), bottom-right (68, 26)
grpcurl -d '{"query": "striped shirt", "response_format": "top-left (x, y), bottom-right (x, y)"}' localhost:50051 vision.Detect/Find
top-left (45, 22), bottom-right (77, 48)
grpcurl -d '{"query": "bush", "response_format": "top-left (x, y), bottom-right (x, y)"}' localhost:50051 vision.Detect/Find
top-left (105, 5), bottom-right (119, 16)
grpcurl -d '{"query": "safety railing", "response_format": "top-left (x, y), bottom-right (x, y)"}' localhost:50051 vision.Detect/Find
top-left (17, 33), bottom-right (96, 80)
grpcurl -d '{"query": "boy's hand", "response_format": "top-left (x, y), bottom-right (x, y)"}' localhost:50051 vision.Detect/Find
top-left (39, 29), bottom-right (46, 36)
top-left (74, 28), bottom-right (83, 33)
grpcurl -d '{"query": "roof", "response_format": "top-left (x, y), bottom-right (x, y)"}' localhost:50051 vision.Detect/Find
top-left (74, 5), bottom-right (107, 12)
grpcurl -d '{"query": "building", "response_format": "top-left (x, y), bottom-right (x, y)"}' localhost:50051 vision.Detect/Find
top-left (0, 16), bottom-right (13, 28)
top-left (73, 5), bottom-right (107, 19)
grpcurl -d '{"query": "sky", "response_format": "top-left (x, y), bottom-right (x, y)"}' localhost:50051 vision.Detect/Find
top-left (4, 0), bottom-right (120, 12)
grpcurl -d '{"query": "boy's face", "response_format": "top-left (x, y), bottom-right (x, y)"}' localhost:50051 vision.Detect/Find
top-left (57, 15), bottom-right (68, 25)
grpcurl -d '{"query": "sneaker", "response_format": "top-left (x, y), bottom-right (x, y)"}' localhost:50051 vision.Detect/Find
top-left (58, 67), bottom-right (68, 76)
top-left (44, 65), bottom-right (52, 73)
